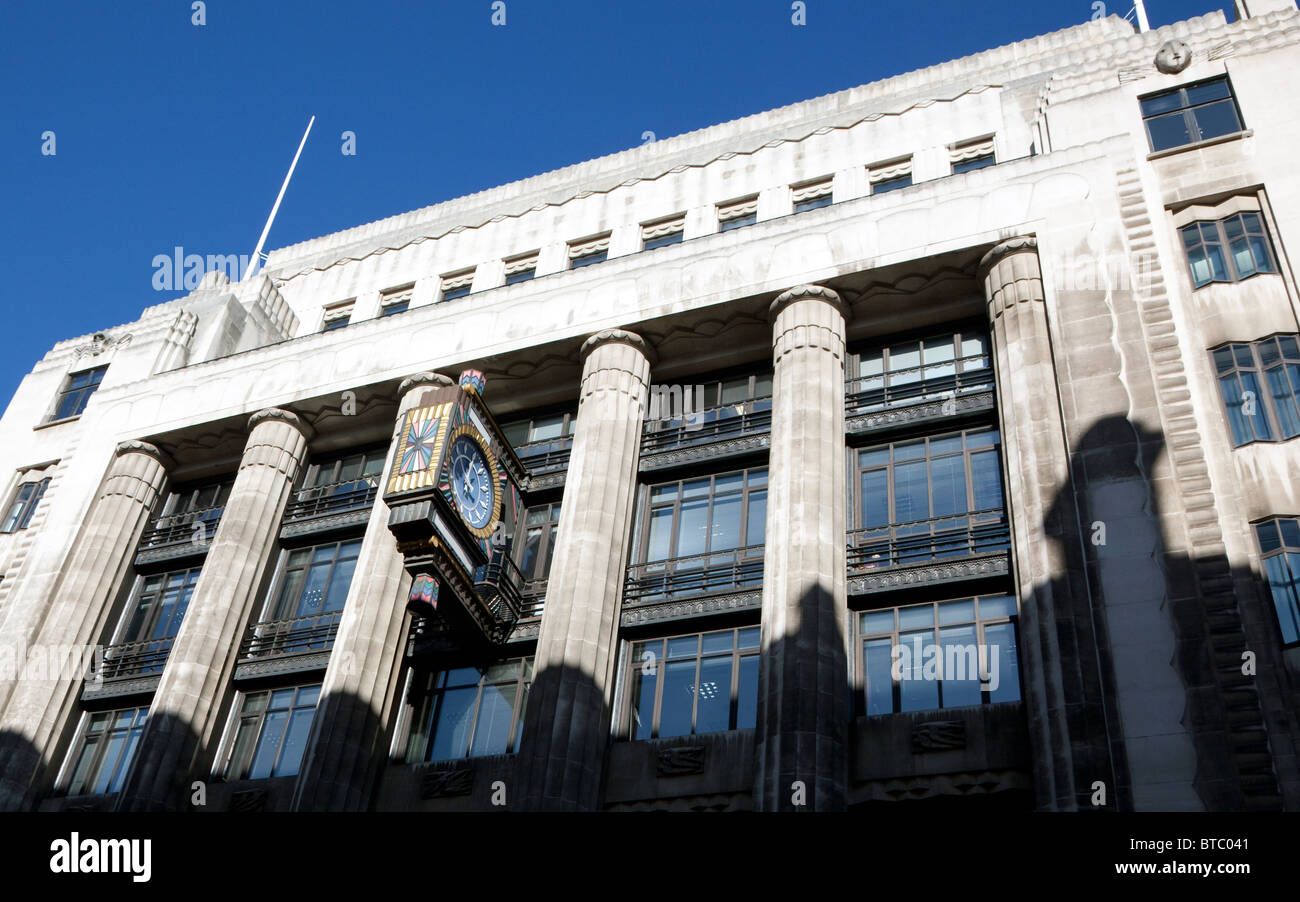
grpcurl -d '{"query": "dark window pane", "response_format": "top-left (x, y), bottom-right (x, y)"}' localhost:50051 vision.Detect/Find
top-left (1147, 112), bottom-right (1193, 152)
top-left (736, 653), bottom-right (759, 728)
top-left (1192, 100), bottom-right (1241, 141)
top-left (695, 655), bottom-right (733, 733)
top-left (658, 660), bottom-right (696, 738)
top-left (984, 622), bottom-right (1021, 703)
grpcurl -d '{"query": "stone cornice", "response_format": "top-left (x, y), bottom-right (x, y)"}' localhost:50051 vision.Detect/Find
top-left (978, 236), bottom-right (1039, 278)
top-left (114, 440), bottom-right (168, 466)
top-left (769, 284), bottom-right (851, 322)
top-left (580, 329), bottom-right (655, 364)
top-left (248, 407), bottom-right (313, 439)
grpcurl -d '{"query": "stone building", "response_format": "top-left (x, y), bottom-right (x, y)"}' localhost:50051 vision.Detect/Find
top-left (1, 1), bottom-right (1299, 813)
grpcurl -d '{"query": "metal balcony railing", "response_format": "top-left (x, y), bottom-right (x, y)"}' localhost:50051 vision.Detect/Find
top-left (512, 435), bottom-right (573, 476)
top-left (517, 578), bottom-right (548, 619)
top-left (625, 544), bottom-right (765, 602)
top-left (641, 398), bottom-right (772, 455)
top-left (845, 359), bottom-right (994, 417)
top-left (239, 612), bottom-right (342, 660)
top-left (138, 506), bottom-right (224, 551)
top-left (473, 551), bottom-right (527, 633)
top-left (846, 509), bottom-right (1010, 572)
top-left (283, 477), bottom-right (378, 522)
top-left (96, 637), bottom-right (174, 680)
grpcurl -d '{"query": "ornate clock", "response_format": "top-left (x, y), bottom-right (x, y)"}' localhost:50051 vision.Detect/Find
top-left (384, 370), bottom-right (526, 652)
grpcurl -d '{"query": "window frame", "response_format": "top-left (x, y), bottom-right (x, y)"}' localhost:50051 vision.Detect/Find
top-left (262, 537), bottom-right (365, 623)
top-left (404, 657), bottom-right (534, 762)
top-left (1255, 518), bottom-right (1300, 647)
top-left (1212, 335), bottom-right (1300, 446)
top-left (223, 684), bottom-right (321, 781)
top-left (1180, 212), bottom-right (1278, 288)
top-left (632, 466), bottom-right (768, 566)
top-left (717, 196), bottom-right (759, 232)
top-left (321, 300), bottom-right (354, 331)
top-left (1, 475), bottom-right (51, 534)
top-left (1140, 75), bottom-right (1245, 153)
top-left (60, 706), bottom-right (149, 796)
top-left (113, 566), bottom-right (203, 646)
top-left (621, 625), bottom-right (761, 740)
top-left (48, 365), bottom-right (108, 423)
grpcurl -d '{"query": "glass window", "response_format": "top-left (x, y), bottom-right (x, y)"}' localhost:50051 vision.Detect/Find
top-left (1256, 518), bottom-right (1300, 646)
top-left (952, 153), bottom-right (995, 174)
top-left (1181, 213), bottom-right (1276, 288)
top-left (405, 658), bottom-right (532, 761)
top-left (50, 366), bottom-right (107, 422)
top-left (63, 706), bottom-right (149, 796)
top-left (118, 567), bottom-right (201, 645)
top-left (518, 502), bottom-right (562, 585)
top-left (1, 476), bottom-right (50, 533)
top-left (857, 595), bottom-right (1020, 715)
top-left (872, 174), bottom-right (912, 194)
top-left (569, 249), bottom-right (607, 269)
top-left (301, 448), bottom-right (386, 492)
top-left (268, 539), bottom-right (363, 621)
top-left (1141, 76), bottom-right (1243, 152)
top-left (625, 626), bottom-right (760, 739)
top-left (505, 267), bottom-right (536, 285)
top-left (718, 198), bottom-right (758, 232)
top-left (848, 329), bottom-right (991, 411)
top-left (1213, 336), bottom-right (1300, 446)
top-left (635, 467), bottom-right (768, 564)
top-left (226, 685), bottom-right (320, 780)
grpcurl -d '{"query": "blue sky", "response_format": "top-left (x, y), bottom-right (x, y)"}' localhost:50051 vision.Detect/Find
top-left (0, 0), bottom-right (1230, 403)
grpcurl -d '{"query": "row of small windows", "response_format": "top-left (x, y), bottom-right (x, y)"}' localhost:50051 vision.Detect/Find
top-left (318, 138), bottom-right (997, 329)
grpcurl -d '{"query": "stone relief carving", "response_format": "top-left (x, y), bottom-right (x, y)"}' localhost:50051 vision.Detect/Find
top-left (1155, 39), bottom-right (1193, 74)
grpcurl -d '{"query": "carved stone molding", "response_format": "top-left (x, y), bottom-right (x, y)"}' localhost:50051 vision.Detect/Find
top-left (398, 372), bottom-right (454, 398)
top-left (977, 236), bottom-right (1038, 279)
top-left (1155, 39), bottom-right (1193, 74)
top-left (114, 440), bottom-right (167, 464)
top-left (420, 766), bottom-right (475, 799)
top-left (580, 328), bottom-right (655, 363)
top-left (912, 721), bottom-right (968, 753)
top-left (847, 553), bottom-right (1009, 597)
top-left (230, 789), bottom-right (268, 812)
top-left (73, 331), bottom-right (132, 359)
top-left (638, 433), bottom-right (770, 473)
top-left (657, 745), bottom-right (707, 777)
top-left (846, 391), bottom-right (995, 437)
top-left (769, 283), bottom-right (850, 321)
top-left (620, 588), bottom-right (762, 626)
top-left (247, 407), bottom-right (313, 439)
top-left (233, 651), bottom-right (331, 683)
top-left (81, 674), bottom-right (161, 702)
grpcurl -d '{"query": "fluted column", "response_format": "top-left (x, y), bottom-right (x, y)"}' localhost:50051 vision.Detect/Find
top-left (0, 441), bottom-right (168, 810)
top-left (291, 374), bottom-right (451, 811)
top-left (981, 237), bottom-right (1090, 810)
top-left (514, 329), bottom-right (652, 810)
top-left (117, 408), bottom-right (310, 811)
top-left (753, 284), bottom-right (851, 812)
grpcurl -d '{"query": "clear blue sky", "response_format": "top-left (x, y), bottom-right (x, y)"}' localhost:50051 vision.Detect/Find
top-left (0, 0), bottom-right (1230, 404)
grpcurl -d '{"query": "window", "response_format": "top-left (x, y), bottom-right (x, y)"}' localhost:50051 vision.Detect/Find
top-left (869, 157), bottom-right (912, 194)
top-left (380, 285), bottom-right (413, 316)
top-left (62, 707), bottom-right (148, 796)
top-left (1256, 518), bottom-right (1300, 646)
top-left (502, 410), bottom-right (576, 452)
top-left (717, 196), bottom-right (758, 232)
top-left (624, 626), bottom-right (760, 740)
top-left (142, 479), bottom-right (232, 548)
top-left (857, 594), bottom-right (1020, 716)
top-left (518, 502), bottom-right (561, 587)
top-left (440, 270), bottom-right (475, 301)
top-left (50, 366), bottom-right (107, 421)
top-left (636, 468), bottom-right (767, 565)
top-left (266, 539), bottom-right (363, 623)
top-left (1213, 336), bottom-right (1300, 446)
top-left (849, 329), bottom-right (992, 411)
top-left (646, 372), bottom-right (773, 424)
top-left (850, 427), bottom-right (1006, 565)
top-left (322, 301), bottom-right (353, 331)
top-left (300, 449), bottom-right (385, 496)
top-left (1, 476), bottom-right (50, 533)
top-left (504, 253), bottom-right (538, 285)
top-left (117, 568), bottom-right (201, 646)
top-left (792, 178), bottom-right (833, 214)
top-left (405, 658), bottom-right (532, 761)
top-left (641, 215), bottom-right (685, 251)
top-left (1141, 75), bottom-right (1243, 152)
top-left (567, 235), bottom-right (610, 269)
top-left (225, 684), bottom-right (320, 780)
top-left (951, 138), bottom-right (995, 174)
top-left (1180, 213), bottom-right (1277, 288)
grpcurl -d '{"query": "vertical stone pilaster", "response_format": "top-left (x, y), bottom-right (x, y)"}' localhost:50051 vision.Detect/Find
top-left (514, 329), bottom-right (652, 811)
top-left (0, 441), bottom-right (168, 810)
top-left (981, 237), bottom-right (1102, 810)
top-left (117, 409), bottom-right (311, 811)
top-left (291, 374), bottom-right (453, 811)
top-left (753, 284), bottom-right (850, 812)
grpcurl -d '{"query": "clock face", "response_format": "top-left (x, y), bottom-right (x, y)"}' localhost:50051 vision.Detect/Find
top-left (448, 434), bottom-right (496, 532)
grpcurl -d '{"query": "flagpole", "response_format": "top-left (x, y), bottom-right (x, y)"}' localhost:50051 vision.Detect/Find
top-left (244, 115), bottom-right (315, 281)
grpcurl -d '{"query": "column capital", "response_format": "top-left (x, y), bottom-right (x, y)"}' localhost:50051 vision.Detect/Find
top-left (398, 372), bottom-right (454, 399)
top-left (769, 284), bottom-right (850, 322)
top-left (114, 440), bottom-right (168, 466)
top-left (580, 328), bottom-right (655, 364)
top-left (978, 235), bottom-right (1039, 279)
top-left (247, 407), bottom-right (312, 439)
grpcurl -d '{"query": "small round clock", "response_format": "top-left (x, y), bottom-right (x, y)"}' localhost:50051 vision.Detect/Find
top-left (446, 426), bottom-right (500, 538)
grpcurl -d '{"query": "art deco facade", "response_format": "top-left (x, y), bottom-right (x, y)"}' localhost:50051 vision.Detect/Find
top-left (1, 2), bottom-right (1299, 812)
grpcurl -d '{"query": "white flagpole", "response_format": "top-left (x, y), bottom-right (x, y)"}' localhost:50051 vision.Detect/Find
top-left (1133, 0), bottom-right (1151, 32)
top-left (243, 115), bottom-right (315, 281)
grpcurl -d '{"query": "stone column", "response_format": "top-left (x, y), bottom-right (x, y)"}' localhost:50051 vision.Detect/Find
top-left (753, 284), bottom-right (851, 812)
top-left (291, 374), bottom-right (451, 811)
top-left (117, 408), bottom-right (310, 811)
top-left (514, 330), bottom-right (652, 811)
top-left (0, 441), bottom-right (168, 810)
top-left (980, 237), bottom-right (1097, 811)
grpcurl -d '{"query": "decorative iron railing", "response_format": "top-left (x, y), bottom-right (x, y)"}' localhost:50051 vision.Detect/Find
top-left (138, 506), bottom-right (224, 550)
top-left (845, 359), bottom-right (994, 417)
top-left (518, 578), bottom-right (548, 619)
top-left (641, 398), bottom-right (772, 455)
top-left (238, 612), bottom-right (342, 660)
top-left (283, 478), bottom-right (378, 522)
top-left (473, 551), bottom-right (527, 632)
top-left (513, 436), bottom-right (573, 475)
top-left (624, 544), bottom-right (765, 602)
top-left (95, 637), bottom-right (174, 680)
top-left (846, 509), bottom-right (1010, 572)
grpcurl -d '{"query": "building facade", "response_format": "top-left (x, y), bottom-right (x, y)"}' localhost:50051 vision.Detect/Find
top-left (1, 2), bottom-right (1300, 812)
